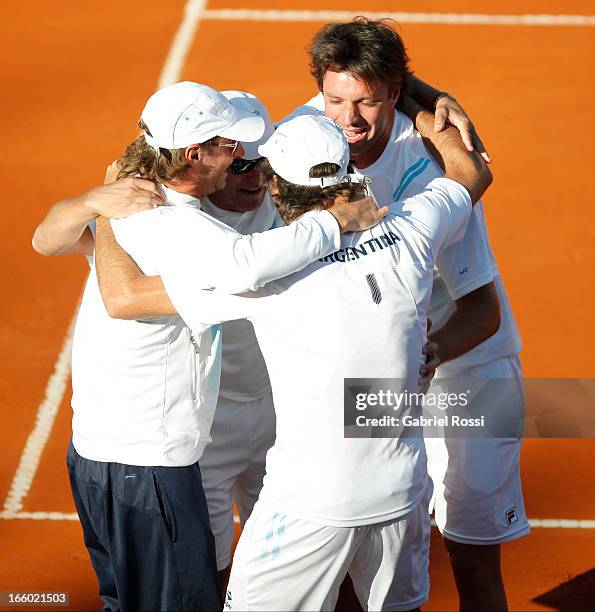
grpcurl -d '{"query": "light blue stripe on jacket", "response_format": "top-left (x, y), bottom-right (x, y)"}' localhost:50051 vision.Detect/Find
top-left (393, 157), bottom-right (431, 201)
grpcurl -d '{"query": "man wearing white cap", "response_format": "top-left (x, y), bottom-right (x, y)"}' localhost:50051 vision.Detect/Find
top-left (178, 90), bottom-right (279, 592)
top-left (33, 82), bottom-right (384, 612)
top-left (92, 97), bottom-right (492, 610)
top-left (298, 19), bottom-right (529, 611)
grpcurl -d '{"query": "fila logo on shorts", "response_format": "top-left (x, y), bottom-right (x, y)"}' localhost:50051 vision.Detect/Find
top-left (505, 507), bottom-right (518, 526)
top-left (224, 590), bottom-right (232, 610)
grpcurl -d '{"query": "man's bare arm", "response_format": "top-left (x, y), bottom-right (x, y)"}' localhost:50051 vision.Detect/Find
top-left (400, 96), bottom-right (493, 204)
top-left (32, 196), bottom-right (98, 257)
top-left (429, 282), bottom-right (500, 365)
top-left (405, 75), bottom-right (490, 163)
top-left (32, 178), bottom-right (165, 257)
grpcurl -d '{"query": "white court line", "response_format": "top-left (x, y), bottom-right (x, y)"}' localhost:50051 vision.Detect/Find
top-left (529, 518), bottom-right (595, 529)
top-left (0, 310), bottom-right (78, 519)
top-left (200, 9), bottom-right (595, 27)
top-left (158, 0), bottom-right (209, 88)
top-left (2, 512), bottom-right (595, 529)
top-left (3, 512), bottom-right (79, 521)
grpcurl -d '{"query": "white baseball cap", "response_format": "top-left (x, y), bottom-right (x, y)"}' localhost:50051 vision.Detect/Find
top-left (258, 115), bottom-right (350, 187)
top-left (140, 81), bottom-right (265, 152)
top-left (221, 91), bottom-right (274, 160)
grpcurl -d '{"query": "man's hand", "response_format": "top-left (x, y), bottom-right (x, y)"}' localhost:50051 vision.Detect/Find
top-left (418, 318), bottom-right (440, 392)
top-left (32, 168), bottom-right (165, 257)
top-left (400, 94), bottom-right (493, 204)
top-left (403, 76), bottom-right (490, 163)
top-left (434, 95), bottom-right (490, 163)
top-left (327, 195), bottom-right (389, 233)
top-left (419, 340), bottom-right (440, 393)
top-left (82, 178), bottom-right (165, 220)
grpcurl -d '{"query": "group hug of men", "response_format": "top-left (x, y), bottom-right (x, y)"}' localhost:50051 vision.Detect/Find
top-left (33, 18), bottom-right (529, 612)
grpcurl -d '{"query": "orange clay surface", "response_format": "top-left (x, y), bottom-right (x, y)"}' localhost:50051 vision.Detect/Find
top-left (0, 1), bottom-right (594, 610)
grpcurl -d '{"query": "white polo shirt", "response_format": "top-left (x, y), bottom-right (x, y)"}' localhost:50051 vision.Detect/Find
top-left (288, 94), bottom-right (522, 373)
top-left (155, 178), bottom-right (472, 526)
top-left (71, 186), bottom-right (342, 467)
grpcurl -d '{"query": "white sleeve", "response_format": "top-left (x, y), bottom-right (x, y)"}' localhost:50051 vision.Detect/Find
top-left (112, 205), bottom-right (341, 292)
top-left (434, 202), bottom-right (497, 300)
top-left (211, 210), bottom-right (340, 293)
top-left (160, 280), bottom-right (268, 336)
top-left (111, 210), bottom-right (168, 274)
top-left (160, 241), bottom-right (277, 334)
top-left (397, 178), bottom-right (472, 260)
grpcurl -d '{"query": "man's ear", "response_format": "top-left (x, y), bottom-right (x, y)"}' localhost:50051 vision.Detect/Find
top-left (185, 144), bottom-right (201, 164)
top-left (391, 87), bottom-right (401, 106)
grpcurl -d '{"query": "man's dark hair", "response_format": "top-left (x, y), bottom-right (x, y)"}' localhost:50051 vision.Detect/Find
top-left (309, 17), bottom-right (412, 94)
top-left (260, 160), bottom-right (366, 224)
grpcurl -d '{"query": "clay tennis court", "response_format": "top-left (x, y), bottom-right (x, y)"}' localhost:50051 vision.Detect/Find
top-left (1, 0), bottom-right (594, 610)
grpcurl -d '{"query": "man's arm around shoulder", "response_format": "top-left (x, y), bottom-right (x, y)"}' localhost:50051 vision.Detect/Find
top-left (400, 96), bottom-right (492, 205)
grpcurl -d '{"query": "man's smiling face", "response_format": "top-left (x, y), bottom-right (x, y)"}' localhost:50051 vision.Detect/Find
top-left (208, 164), bottom-right (265, 213)
top-left (322, 70), bottom-right (399, 169)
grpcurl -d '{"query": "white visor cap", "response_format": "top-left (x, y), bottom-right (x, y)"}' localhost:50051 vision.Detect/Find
top-left (258, 115), bottom-right (351, 187)
top-left (140, 81), bottom-right (265, 151)
top-left (221, 91), bottom-right (275, 160)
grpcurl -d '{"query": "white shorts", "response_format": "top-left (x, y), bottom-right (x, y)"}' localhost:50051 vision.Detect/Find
top-left (225, 489), bottom-right (431, 612)
top-left (426, 354), bottom-right (530, 545)
top-left (200, 393), bottom-right (276, 570)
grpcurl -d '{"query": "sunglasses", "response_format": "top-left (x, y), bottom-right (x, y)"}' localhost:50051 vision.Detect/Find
top-left (229, 157), bottom-right (263, 175)
top-left (217, 139), bottom-right (239, 154)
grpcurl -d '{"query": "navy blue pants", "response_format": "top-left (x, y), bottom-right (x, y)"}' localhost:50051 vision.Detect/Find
top-left (67, 442), bottom-right (221, 611)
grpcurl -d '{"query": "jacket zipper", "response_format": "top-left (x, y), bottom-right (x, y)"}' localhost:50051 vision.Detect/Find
top-left (190, 335), bottom-right (199, 403)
